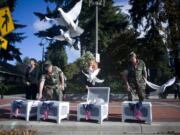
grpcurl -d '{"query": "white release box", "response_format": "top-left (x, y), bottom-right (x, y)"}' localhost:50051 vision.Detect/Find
top-left (37, 101), bottom-right (69, 124)
top-left (122, 101), bottom-right (152, 124)
top-left (77, 87), bottom-right (110, 124)
top-left (10, 100), bottom-right (41, 121)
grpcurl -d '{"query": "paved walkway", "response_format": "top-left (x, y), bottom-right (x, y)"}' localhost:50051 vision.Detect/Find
top-left (0, 94), bottom-right (180, 134)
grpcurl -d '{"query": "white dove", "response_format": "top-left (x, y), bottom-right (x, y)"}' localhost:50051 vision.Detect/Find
top-left (145, 77), bottom-right (176, 94)
top-left (49, 29), bottom-right (76, 45)
top-left (45, 17), bottom-right (84, 37)
top-left (44, 0), bottom-right (84, 35)
top-left (82, 68), bottom-right (104, 85)
top-left (46, 30), bottom-right (81, 49)
top-left (57, 0), bottom-right (82, 29)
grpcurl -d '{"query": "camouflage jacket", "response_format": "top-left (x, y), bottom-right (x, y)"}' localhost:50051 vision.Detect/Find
top-left (40, 66), bottom-right (63, 89)
top-left (127, 59), bottom-right (146, 88)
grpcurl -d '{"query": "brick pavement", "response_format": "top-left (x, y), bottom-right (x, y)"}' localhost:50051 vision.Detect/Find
top-left (0, 97), bottom-right (180, 122)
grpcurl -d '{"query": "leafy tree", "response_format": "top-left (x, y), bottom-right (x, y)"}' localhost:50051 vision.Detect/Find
top-left (129, 0), bottom-right (179, 78)
top-left (76, 51), bottom-right (95, 70)
top-left (15, 56), bottom-right (30, 74)
top-left (79, 0), bottom-right (131, 75)
top-left (35, 0), bottom-right (158, 93)
top-left (0, 0), bottom-right (26, 62)
top-left (106, 28), bottom-right (138, 74)
top-left (80, 0), bottom-right (129, 55)
top-left (64, 62), bottom-right (80, 80)
top-left (22, 56), bottom-right (30, 65)
top-left (77, 0), bottom-right (135, 92)
top-left (45, 42), bottom-right (67, 70)
top-left (34, 0), bottom-right (81, 68)
top-left (164, 0), bottom-right (180, 78)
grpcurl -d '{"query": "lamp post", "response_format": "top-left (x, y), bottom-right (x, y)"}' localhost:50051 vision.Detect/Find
top-left (89, 0), bottom-right (105, 63)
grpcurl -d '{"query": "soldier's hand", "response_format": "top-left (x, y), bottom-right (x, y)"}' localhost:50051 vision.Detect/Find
top-left (37, 93), bottom-right (42, 100)
top-left (60, 85), bottom-right (64, 91)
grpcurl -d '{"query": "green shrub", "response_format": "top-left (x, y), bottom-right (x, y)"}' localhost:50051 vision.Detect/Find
top-left (66, 81), bottom-right (85, 94)
top-left (4, 84), bottom-right (26, 95)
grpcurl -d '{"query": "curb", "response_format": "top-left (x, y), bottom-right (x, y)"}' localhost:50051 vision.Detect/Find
top-left (0, 121), bottom-right (180, 134)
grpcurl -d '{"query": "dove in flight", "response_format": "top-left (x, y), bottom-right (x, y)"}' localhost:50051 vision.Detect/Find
top-left (46, 31), bottom-right (81, 49)
top-left (44, 0), bottom-right (84, 35)
top-left (45, 17), bottom-right (83, 38)
top-left (46, 29), bottom-right (76, 45)
top-left (57, 0), bottom-right (82, 30)
top-left (82, 68), bottom-right (104, 85)
top-left (145, 77), bottom-right (176, 94)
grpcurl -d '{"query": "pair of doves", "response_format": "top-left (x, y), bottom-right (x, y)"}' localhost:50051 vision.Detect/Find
top-left (45, 0), bottom-right (83, 47)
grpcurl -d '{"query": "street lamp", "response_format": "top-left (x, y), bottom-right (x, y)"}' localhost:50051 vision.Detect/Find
top-left (89, 0), bottom-right (105, 63)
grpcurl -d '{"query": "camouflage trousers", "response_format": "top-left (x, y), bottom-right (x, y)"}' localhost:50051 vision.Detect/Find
top-left (43, 85), bottom-right (63, 101)
top-left (128, 83), bottom-right (146, 101)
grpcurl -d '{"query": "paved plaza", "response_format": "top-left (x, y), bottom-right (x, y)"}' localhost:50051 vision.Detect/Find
top-left (0, 94), bottom-right (180, 135)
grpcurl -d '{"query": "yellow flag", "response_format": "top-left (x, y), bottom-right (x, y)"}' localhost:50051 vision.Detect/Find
top-left (0, 36), bottom-right (8, 50)
top-left (0, 7), bottom-right (14, 36)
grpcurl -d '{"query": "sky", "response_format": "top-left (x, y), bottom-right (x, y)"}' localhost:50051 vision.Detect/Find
top-left (11, 0), bottom-right (130, 64)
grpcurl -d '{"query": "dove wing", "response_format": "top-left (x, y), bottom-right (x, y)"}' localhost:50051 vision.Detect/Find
top-left (45, 37), bottom-right (53, 40)
top-left (90, 68), bottom-right (100, 79)
top-left (67, 0), bottom-right (83, 21)
top-left (164, 77), bottom-right (176, 87)
top-left (53, 35), bottom-right (65, 41)
top-left (145, 78), bottom-right (161, 90)
top-left (94, 77), bottom-right (104, 83)
top-left (45, 16), bottom-right (67, 27)
top-left (44, 16), bottom-right (53, 21)
top-left (69, 26), bottom-right (84, 37)
top-left (55, 17), bottom-right (68, 27)
top-left (160, 77), bottom-right (176, 93)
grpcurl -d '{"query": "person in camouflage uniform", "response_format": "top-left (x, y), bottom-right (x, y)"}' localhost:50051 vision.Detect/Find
top-left (123, 52), bottom-right (147, 101)
top-left (37, 61), bottom-right (65, 101)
